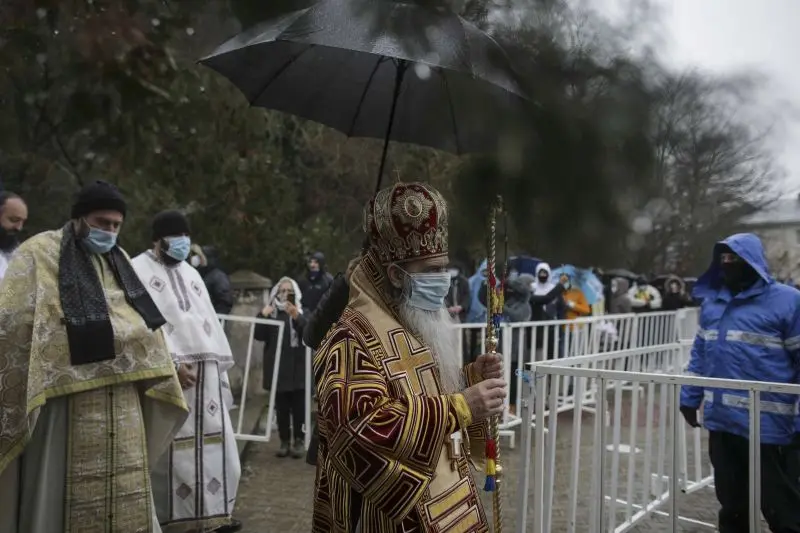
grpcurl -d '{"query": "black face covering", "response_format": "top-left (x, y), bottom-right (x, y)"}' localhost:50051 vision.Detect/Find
top-left (0, 226), bottom-right (18, 252)
top-left (720, 261), bottom-right (760, 293)
top-left (538, 274), bottom-right (549, 283)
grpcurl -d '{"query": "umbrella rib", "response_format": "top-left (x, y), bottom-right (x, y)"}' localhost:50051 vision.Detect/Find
top-left (249, 44), bottom-right (316, 106)
top-left (346, 56), bottom-right (386, 138)
top-left (440, 71), bottom-right (462, 154)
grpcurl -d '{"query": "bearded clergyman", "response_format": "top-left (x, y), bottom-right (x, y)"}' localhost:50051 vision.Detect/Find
top-left (132, 210), bottom-right (242, 533)
top-left (312, 182), bottom-right (507, 533)
top-left (0, 180), bottom-right (187, 533)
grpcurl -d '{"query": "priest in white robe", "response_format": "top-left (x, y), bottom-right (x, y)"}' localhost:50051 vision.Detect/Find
top-left (132, 210), bottom-right (242, 533)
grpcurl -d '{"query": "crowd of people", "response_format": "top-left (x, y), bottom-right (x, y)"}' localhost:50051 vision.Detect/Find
top-left (1, 179), bottom-right (800, 533)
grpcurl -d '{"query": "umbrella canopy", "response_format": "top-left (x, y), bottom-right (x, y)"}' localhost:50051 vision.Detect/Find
top-left (551, 265), bottom-right (605, 305)
top-left (603, 268), bottom-right (637, 280)
top-left (509, 255), bottom-right (544, 277)
top-left (201, 0), bottom-right (525, 190)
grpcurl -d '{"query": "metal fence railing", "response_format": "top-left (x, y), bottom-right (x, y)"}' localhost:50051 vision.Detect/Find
top-left (220, 308), bottom-right (699, 458)
top-left (515, 313), bottom-right (800, 532)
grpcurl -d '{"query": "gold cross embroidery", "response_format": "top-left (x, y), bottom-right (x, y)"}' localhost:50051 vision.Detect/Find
top-left (384, 330), bottom-right (438, 396)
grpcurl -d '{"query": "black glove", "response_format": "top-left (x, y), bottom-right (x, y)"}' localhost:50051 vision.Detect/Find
top-left (680, 406), bottom-right (700, 428)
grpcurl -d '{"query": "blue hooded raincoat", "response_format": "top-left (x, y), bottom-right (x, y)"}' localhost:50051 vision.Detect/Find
top-left (680, 233), bottom-right (800, 445)
top-left (467, 259), bottom-right (488, 324)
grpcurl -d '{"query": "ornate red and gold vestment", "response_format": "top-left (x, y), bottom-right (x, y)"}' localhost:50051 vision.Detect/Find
top-left (312, 252), bottom-right (490, 533)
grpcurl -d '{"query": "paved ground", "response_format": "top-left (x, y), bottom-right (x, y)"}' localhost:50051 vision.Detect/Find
top-left (232, 390), bottom-right (765, 532)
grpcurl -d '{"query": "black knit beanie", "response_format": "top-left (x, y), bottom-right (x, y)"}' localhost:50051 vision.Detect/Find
top-left (152, 210), bottom-right (190, 241)
top-left (71, 180), bottom-right (127, 219)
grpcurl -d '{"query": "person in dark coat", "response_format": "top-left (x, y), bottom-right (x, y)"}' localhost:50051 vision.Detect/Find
top-left (301, 255), bottom-right (359, 466)
top-left (297, 251), bottom-right (334, 313)
top-left (190, 244), bottom-right (234, 315)
top-left (530, 263), bottom-right (568, 360)
top-left (661, 275), bottom-right (693, 311)
top-left (254, 276), bottom-right (307, 459)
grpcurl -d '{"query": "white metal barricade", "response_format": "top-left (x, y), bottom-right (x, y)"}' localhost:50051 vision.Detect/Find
top-left (217, 314), bottom-right (311, 449)
top-left (220, 308), bottom-right (702, 459)
top-left (516, 318), bottom-right (800, 533)
top-left (454, 311), bottom-right (688, 449)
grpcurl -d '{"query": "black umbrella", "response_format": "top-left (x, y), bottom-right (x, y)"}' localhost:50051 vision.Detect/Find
top-left (200, 0), bottom-right (525, 192)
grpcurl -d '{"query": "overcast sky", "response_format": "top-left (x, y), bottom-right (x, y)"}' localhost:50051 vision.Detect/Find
top-left (587, 0), bottom-right (800, 194)
top-left (661, 0), bottom-right (800, 194)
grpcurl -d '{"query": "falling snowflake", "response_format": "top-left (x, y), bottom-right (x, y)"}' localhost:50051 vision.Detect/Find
top-left (185, 27), bottom-right (195, 36)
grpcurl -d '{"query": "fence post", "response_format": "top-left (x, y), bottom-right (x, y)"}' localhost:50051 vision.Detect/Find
top-left (305, 346), bottom-right (312, 450)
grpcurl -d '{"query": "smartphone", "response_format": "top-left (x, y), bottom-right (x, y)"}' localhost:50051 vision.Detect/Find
top-left (287, 294), bottom-right (296, 305)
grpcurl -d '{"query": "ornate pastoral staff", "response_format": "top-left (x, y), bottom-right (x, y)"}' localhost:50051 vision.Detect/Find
top-left (483, 195), bottom-right (504, 533)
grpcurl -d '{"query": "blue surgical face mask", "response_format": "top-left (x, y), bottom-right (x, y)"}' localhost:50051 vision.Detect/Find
top-left (402, 270), bottom-right (451, 311)
top-left (164, 236), bottom-right (191, 262)
top-left (83, 227), bottom-right (117, 254)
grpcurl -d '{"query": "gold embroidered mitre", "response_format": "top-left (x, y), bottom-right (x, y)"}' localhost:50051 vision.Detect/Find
top-left (363, 182), bottom-right (449, 265)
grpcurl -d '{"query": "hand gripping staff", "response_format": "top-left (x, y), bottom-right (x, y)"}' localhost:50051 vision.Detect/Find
top-left (483, 195), bottom-right (506, 533)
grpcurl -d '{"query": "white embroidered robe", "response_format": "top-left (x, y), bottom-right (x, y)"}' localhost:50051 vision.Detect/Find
top-left (132, 251), bottom-right (241, 532)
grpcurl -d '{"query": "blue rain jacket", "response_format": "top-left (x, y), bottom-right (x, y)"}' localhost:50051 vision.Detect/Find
top-left (467, 259), bottom-right (488, 324)
top-left (680, 233), bottom-right (800, 444)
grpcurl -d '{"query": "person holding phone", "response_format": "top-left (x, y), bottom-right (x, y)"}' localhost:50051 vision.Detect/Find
top-left (254, 276), bottom-right (307, 458)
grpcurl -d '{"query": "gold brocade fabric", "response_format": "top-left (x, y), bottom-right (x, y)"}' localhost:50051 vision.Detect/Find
top-left (312, 251), bottom-right (490, 533)
top-left (64, 384), bottom-right (154, 532)
top-left (0, 229), bottom-right (187, 474)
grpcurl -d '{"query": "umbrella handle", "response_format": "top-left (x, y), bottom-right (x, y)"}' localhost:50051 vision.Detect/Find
top-left (375, 59), bottom-right (408, 193)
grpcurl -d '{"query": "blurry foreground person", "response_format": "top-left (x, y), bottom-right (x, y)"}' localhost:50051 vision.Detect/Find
top-left (0, 191), bottom-right (27, 281)
top-left (313, 182), bottom-right (506, 533)
top-left (681, 233), bottom-right (800, 533)
top-left (133, 211), bottom-right (242, 533)
top-left (256, 276), bottom-right (307, 459)
top-left (0, 181), bottom-right (187, 532)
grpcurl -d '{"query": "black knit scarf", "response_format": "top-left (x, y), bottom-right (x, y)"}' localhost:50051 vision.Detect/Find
top-left (59, 222), bottom-right (166, 366)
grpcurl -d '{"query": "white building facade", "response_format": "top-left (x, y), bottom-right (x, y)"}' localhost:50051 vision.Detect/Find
top-left (740, 195), bottom-right (800, 282)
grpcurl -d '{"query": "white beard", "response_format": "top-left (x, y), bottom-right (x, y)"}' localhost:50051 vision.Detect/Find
top-left (397, 301), bottom-right (464, 394)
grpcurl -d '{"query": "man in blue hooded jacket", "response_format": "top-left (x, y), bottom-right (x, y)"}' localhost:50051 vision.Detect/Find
top-left (680, 233), bottom-right (800, 533)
